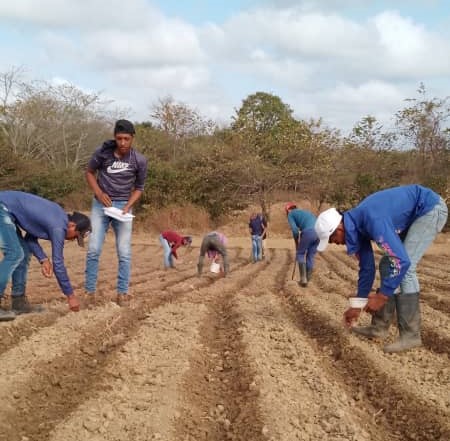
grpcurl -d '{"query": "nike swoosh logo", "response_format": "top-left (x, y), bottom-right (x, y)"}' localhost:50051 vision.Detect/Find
top-left (107, 166), bottom-right (128, 174)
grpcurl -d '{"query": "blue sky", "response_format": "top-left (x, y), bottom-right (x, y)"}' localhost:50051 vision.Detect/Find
top-left (0, 0), bottom-right (449, 134)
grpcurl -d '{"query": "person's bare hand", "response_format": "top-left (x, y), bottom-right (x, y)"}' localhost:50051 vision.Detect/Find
top-left (96, 191), bottom-right (112, 207)
top-left (67, 294), bottom-right (80, 312)
top-left (41, 259), bottom-right (53, 278)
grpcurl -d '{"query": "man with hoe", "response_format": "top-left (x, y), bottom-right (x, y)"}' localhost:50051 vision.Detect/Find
top-left (285, 203), bottom-right (319, 287)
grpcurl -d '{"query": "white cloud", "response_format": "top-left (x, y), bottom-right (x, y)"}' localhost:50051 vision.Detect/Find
top-left (201, 5), bottom-right (450, 90)
top-left (372, 11), bottom-right (450, 76)
top-left (1, 1), bottom-right (449, 134)
top-left (294, 80), bottom-right (406, 131)
top-left (109, 65), bottom-right (211, 91)
top-left (0, 0), bottom-right (155, 29)
top-left (84, 24), bottom-right (204, 69)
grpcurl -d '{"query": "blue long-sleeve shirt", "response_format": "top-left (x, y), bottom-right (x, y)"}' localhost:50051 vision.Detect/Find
top-left (287, 209), bottom-right (317, 241)
top-left (343, 185), bottom-right (440, 296)
top-left (0, 191), bottom-right (74, 295)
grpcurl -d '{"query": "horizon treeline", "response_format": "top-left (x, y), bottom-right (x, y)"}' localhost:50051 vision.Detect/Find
top-left (1, 68), bottom-right (449, 221)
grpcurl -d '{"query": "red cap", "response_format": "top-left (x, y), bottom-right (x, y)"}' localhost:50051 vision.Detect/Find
top-left (285, 202), bottom-right (297, 213)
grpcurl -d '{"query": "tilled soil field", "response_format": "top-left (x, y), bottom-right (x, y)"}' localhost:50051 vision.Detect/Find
top-left (0, 233), bottom-right (449, 441)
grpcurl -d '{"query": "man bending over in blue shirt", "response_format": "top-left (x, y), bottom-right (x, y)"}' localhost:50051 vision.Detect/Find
top-left (0, 191), bottom-right (91, 321)
top-left (315, 185), bottom-right (447, 353)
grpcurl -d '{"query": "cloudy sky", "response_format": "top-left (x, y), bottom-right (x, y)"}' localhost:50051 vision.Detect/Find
top-left (1, 0), bottom-right (449, 133)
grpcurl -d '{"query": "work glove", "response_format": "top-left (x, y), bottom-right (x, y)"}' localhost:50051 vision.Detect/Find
top-left (67, 294), bottom-right (80, 312)
top-left (365, 291), bottom-right (388, 314)
top-left (343, 307), bottom-right (361, 328)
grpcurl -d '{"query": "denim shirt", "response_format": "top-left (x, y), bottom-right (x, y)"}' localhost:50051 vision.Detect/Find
top-left (0, 191), bottom-right (73, 295)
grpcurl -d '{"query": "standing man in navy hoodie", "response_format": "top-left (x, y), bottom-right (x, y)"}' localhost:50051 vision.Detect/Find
top-left (0, 191), bottom-right (91, 320)
top-left (85, 119), bottom-right (148, 306)
top-left (315, 185), bottom-right (448, 353)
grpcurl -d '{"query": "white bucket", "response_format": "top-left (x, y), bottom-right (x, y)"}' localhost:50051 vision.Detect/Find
top-left (210, 262), bottom-right (221, 273)
top-left (348, 297), bottom-right (368, 309)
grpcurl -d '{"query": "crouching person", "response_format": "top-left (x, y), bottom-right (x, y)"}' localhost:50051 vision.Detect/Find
top-left (197, 232), bottom-right (229, 277)
top-left (0, 191), bottom-right (91, 321)
top-left (159, 230), bottom-right (192, 269)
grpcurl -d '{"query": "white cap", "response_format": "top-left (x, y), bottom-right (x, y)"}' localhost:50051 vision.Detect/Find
top-left (315, 208), bottom-right (342, 251)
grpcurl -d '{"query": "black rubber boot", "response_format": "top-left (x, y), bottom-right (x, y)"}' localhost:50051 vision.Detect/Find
top-left (306, 268), bottom-right (313, 282)
top-left (298, 263), bottom-right (308, 287)
top-left (384, 293), bottom-right (422, 353)
top-left (352, 295), bottom-right (396, 339)
top-left (11, 295), bottom-right (44, 315)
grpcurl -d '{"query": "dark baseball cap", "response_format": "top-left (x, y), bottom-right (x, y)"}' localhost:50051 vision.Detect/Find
top-left (68, 212), bottom-right (92, 247)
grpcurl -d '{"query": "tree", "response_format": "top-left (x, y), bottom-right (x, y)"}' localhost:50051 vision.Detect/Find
top-left (0, 68), bottom-right (113, 169)
top-left (347, 115), bottom-right (396, 151)
top-left (395, 83), bottom-right (450, 174)
top-left (150, 96), bottom-right (216, 159)
top-left (232, 92), bottom-right (294, 133)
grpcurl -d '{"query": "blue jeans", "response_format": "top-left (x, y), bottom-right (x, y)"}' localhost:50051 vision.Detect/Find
top-left (159, 234), bottom-right (174, 268)
top-left (251, 235), bottom-right (262, 261)
top-left (85, 199), bottom-right (133, 294)
top-left (401, 197), bottom-right (448, 294)
top-left (0, 204), bottom-right (31, 297)
top-left (296, 228), bottom-right (319, 270)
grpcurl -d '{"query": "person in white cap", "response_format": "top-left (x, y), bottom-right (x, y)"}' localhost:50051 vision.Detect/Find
top-left (314, 185), bottom-right (447, 353)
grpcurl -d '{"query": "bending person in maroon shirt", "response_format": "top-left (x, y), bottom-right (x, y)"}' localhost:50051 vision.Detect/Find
top-left (159, 230), bottom-right (192, 269)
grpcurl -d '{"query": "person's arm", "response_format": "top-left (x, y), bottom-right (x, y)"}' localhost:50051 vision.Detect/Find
top-left (171, 236), bottom-right (183, 259)
top-left (49, 229), bottom-right (74, 296)
top-left (287, 213), bottom-right (299, 242)
top-left (343, 238), bottom-right (376, 327)
top-left (122, 153), bottom-right (148, 214)
top-left (122, 189), bottom-right (143, 214)
top-left (355, 239), bottom-right (376, 297)
top-left (360, 220), bottom-right (410, 314)
top-left (86, 168), bottom-right (111, 206)
top-left (23, 233), bottom-right (47, 263)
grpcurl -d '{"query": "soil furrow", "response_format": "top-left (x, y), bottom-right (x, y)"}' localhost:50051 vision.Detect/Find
top-left (0, 309), bottom-right (66, 356)
top-left (0, 257), bottom-right (208, 355)
top-left (277, 287), bottom-right (449, 441)
top-left (419, 292), bottom-right (450, 314)
top-left (176, 256), bottom-right (271, 440)
top-left (314, 255), bottom-right (450, 356)
top-left (0, 274), bottom-right (211, 441)
top-left (48, 302), bottom-right (209, 441)
top-left (241, 248), bottom-right (393, 440)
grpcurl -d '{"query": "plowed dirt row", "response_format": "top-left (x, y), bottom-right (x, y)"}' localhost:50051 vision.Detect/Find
top-left (317, 250), bottom-right (450, 355)
top-left (0, 233), bottom-right (448, 441)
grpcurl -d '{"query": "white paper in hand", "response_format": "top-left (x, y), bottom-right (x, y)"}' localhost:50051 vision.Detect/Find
top-left (103, 206), bottom-right (135, 222)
